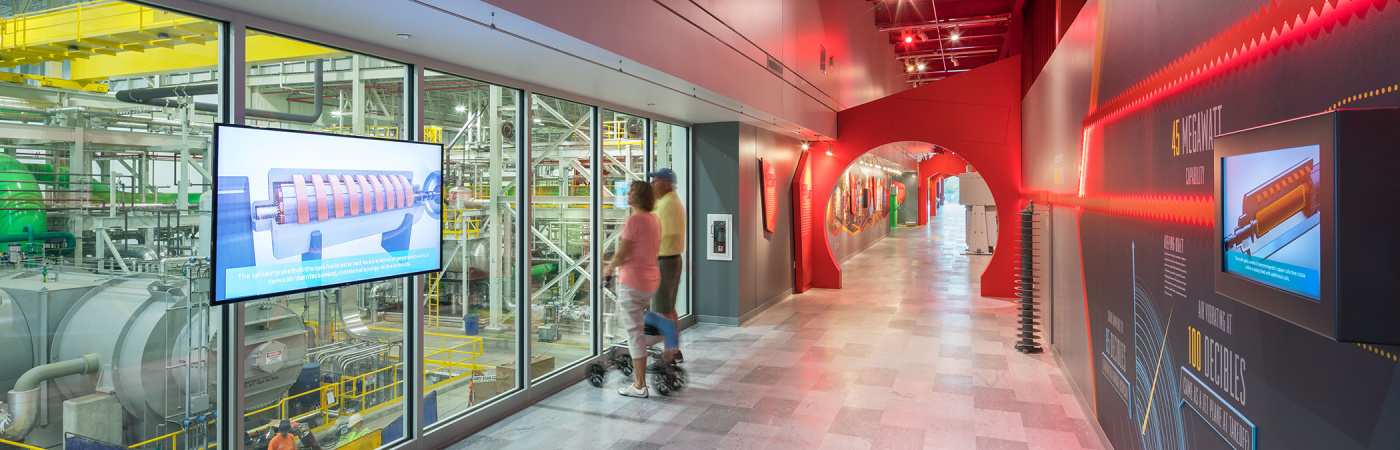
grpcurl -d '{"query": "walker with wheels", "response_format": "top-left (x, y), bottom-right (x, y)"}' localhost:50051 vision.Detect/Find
top-left (588, 278), bottom-right (687, 395)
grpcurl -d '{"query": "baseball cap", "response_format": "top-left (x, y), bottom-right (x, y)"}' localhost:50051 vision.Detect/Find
top-left (647, 168), bottom-right (676, 182)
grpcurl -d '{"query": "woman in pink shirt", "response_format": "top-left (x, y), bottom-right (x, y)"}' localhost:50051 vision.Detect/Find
top-left (604, 180), bottom-right (661, 397)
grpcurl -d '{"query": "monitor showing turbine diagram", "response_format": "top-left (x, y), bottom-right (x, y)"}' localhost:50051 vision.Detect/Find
top-left (1221, 144), bottom-right (1322, 299)
top-left (212, 125), bottom-right (443, 304)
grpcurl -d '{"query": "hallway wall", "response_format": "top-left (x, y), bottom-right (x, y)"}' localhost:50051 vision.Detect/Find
top-left (481, 0), bottom-right (909, 138)
top-left (1026, 1), bottom-right (1400, 449)
top-left (825, 164), bottom-right (892, 264)
top-left (693, 122), bottom-right (802, 325)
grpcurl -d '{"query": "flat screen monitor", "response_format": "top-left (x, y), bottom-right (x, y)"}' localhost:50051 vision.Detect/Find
top-left (212, 125), bottom-right (443, 304)
top-left (1214, 108), bottom-right (1400, 345)
top-left (1220, 144), bottom-right (1322, 299)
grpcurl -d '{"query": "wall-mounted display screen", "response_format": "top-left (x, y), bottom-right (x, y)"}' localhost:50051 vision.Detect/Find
top-left (1221, 144), bottom-right (1322, 299)
top-left (213, 125), bottom-right (443, 304)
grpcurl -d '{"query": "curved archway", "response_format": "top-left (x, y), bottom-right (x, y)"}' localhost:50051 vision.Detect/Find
top-left (803, 57), bottom-right (1022, 298)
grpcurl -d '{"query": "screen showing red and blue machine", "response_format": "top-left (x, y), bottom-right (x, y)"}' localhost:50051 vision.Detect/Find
top-left (1221, 144), bottom-right (1321, 300)
top-left (213, 125), bottom-right (443, 304)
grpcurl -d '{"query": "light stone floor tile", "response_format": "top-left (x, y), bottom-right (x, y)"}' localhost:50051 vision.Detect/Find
top-left (454, 207), bottom-right (1103, 450)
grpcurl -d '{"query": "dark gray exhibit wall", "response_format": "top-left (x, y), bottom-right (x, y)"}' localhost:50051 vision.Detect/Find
top-left (692, 122), bottom-right (801, 326)
top-left (898, 172), bottom-right (919, 225)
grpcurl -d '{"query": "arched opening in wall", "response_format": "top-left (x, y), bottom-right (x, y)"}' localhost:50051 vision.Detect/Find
top-left (820, 141), bottom-right (997, 266)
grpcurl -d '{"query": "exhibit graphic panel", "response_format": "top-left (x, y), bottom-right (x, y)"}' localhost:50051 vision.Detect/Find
top-left (1023, 1), bottom-right (1400, 449)
top-left (213, 125), bottom-right (443, 304)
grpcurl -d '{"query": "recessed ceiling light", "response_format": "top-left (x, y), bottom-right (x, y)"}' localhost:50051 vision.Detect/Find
top-left (397, 34), bottom-right (412, 39)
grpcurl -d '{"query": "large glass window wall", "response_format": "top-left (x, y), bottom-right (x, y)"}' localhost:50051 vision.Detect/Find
top-left (421, 70), bottom-right (521, 418)
top-left (0, 4), bottom-right (688, 448)
top-left (238, 31), bottom-right (410, 449)
top-left (0, 2), bottom-right (226, 449)
top-left (526, 94), bottom-right (595, 381)
top-left (599, 110), bottom-right (645, 351)
top-left (653, 121), bottom-right (690, 318)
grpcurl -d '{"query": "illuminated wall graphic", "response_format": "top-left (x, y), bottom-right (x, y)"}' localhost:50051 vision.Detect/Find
top-left (825, 161), bottom-right (891, 236)
top-left (1025, 1), bottom-right (1400, 449)
top-left (824, 156), bottom-right (896, 264)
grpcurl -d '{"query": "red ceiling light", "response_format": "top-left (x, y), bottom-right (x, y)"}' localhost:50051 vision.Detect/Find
top-left (904, 36), bottom-right (913, 43)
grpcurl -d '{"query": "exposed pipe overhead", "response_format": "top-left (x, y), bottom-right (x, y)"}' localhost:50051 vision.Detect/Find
top-left (896, 48), bottom-right (999, 60)
top-left (878, 15), bottom-right (1010, 33)
top-left (112, 59), bottom-right (325, 123)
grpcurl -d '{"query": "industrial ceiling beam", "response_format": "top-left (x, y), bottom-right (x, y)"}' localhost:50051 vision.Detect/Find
top-left (896, 48), bottom-right (998, 60)
top-left (906, 69), bottom-right (971, 79)
top-left (901, 32), bottom-right (1007, 44)
top-left (878, 15), bottom-right (1010, 33)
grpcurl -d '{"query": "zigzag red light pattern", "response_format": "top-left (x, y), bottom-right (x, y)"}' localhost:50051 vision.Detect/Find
top-left (1069, 0), bottom-right (1392, 227)
top-left (1083, 0), bottom-right (1393, 128)
top-left (1052, 194), bottom-right (1215, 226)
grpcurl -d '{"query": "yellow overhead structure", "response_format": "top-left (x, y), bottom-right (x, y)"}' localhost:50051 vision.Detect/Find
top-left (0, 1), bottom-right (348, 82)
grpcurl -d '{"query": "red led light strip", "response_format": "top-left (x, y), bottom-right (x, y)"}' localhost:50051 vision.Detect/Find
top-left (1083, 0), bottom-right (1390, 129)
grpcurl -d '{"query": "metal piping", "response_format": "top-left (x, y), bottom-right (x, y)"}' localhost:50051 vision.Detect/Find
top-left (877, 15), bottom-right (1010, 32)
top-left (112, 60), bottom-right (325, 123)
top-left (0, 354), bottom-right (100, 441)
top-left (896, 48), bottom-right (1000, 61)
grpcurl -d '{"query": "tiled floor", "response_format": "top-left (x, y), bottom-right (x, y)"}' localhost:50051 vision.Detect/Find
top-left (450, 207), bottom-right (1103, 450)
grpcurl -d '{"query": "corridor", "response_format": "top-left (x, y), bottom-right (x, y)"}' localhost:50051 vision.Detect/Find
top-left (451, 208), bottom-right (1103, 450)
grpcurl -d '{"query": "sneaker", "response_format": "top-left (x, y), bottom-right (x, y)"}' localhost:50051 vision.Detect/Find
top-left (674, 350), bottom-right (685, 363)
top-left (618, 384), bottom-right (648, 398)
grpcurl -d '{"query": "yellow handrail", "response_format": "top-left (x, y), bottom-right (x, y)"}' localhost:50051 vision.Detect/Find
top-left (0, 437), bottom-right (46, 450)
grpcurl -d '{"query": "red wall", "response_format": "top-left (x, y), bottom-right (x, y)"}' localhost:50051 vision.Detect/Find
top-left (810, 56), bottom-right (1023, 298)
top-left (481, 0), bottom-right (908, 137)
top-left (916, 152), bottom-right (970, 225)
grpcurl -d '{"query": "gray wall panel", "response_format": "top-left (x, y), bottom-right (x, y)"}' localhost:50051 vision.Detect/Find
top-left (692, 122), bottom-right (741, 323)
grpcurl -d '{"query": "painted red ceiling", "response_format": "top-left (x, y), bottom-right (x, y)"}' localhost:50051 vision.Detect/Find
top-left (869, 0), bottom-right (1015, 86)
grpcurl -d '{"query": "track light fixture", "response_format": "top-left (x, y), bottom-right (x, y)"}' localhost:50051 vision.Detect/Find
top-left (826, 143), bottom-right (834, 156)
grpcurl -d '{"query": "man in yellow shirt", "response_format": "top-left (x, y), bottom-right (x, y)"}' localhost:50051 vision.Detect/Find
top-left (648, 168), bottom-right (686, 363)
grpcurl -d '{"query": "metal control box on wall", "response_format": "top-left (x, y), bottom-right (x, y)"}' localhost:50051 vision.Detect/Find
top-left (1213, 108), bottom-right (1400, 345)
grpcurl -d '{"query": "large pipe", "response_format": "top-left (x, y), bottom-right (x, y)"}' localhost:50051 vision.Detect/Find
top-left (0, 225), bottom-right (75, 254)
top-left (0, 354), bottom-right (100, 441)
top-left (247, 59), bottom-right (324, 123)
top-left (111, 60), bottom-right (324, 123)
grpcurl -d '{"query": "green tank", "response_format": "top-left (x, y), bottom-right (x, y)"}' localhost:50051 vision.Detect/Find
top-left (0, 154), bottom-right (45, 235)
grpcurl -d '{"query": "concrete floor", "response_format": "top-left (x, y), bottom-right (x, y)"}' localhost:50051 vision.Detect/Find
top-left (445, 206), bottom-right (1104, 450)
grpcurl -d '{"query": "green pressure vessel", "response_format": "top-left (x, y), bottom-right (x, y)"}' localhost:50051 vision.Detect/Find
top-left (0, 154), bottom-right (45, 235)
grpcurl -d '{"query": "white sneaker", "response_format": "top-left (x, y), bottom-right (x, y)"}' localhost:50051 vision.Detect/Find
top-left (618, 384), bottom-right (649, 398)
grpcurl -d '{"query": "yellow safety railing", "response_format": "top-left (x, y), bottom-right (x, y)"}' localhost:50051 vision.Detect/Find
top-left (0, 437), bottom-right (47, 450)
top-left (124, 326), bottom-right (484, 450)
top-left (442, 208), bottom-right (483, 240)
top-left (443, 208), bottom-right (463, 239)
top-left (426, 273), bottom-right (441, 327)
top-left (423, 333), bottom-right (486, 388)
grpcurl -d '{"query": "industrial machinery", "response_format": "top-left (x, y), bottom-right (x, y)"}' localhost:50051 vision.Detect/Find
top-left (957, 171), bottom-right (997, 255)
top-left (0, 2), bottom-right (440, 447)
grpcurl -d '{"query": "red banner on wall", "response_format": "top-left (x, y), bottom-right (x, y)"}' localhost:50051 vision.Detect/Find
top-left (762, 159), bottom-right (777, 232)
